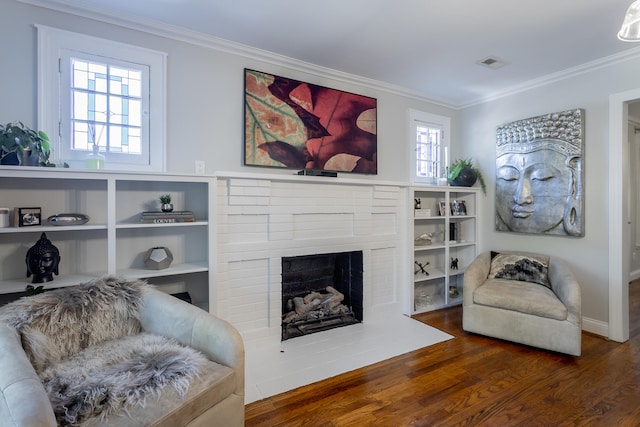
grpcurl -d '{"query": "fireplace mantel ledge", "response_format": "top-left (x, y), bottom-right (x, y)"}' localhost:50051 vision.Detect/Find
top-left (214, 170), bottom-right (410, 188)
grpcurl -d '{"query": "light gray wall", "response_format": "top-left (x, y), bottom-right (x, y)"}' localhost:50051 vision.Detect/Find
top-left (5, 0), bottom-right (639, 327)
top-left (460, 60), bottom-right (640, 324)
top-left (0, 0), bottom-right (458, 182)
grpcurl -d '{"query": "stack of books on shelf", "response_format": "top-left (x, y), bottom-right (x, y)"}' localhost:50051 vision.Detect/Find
top-left (140, 211), bottom-right (196, 224)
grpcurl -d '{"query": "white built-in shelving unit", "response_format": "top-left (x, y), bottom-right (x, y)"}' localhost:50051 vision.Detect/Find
top-left (0, 167), bottom-right (213, 311)
top-left (409, 185), bottom-right (479, 314)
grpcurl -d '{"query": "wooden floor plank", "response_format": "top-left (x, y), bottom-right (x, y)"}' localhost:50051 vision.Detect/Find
top-left (245, 281), bottom-right (640, 426)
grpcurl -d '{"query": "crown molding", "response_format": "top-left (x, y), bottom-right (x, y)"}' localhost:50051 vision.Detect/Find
top-left (17, 0), bottom-right (458, 110)
top-left (462, 46), bottom-right (640, 109)
top-left (18, 0), bottom-right (640, 111)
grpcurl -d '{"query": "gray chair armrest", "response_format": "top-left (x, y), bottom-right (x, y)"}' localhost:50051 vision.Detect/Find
top-left (549, 258), bottom-right (582, 327)
top-left (139, 287), bottom-right (245, 397)
top-left (0, 323), bottom-right (56, 427)
top-left (463, 251), bottom-right (491, 306)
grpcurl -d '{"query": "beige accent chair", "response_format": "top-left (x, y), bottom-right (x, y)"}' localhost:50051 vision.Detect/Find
top-left (0, 280), bottom-right (245, 426)
top-left (463, 251), bottom-right (582, 356)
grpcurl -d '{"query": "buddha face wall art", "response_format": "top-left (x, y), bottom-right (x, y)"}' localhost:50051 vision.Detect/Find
top-left (495, 109), bottom-right (584, 237)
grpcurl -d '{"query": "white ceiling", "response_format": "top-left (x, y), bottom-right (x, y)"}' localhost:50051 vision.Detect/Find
top-left (30, 0), bottom-right (640, 107)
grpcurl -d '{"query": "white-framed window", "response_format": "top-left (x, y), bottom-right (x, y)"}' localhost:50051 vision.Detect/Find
top-left (409, 110), bottom-right (450, 184)
top-left (37, 25), bottom-right (167, 171)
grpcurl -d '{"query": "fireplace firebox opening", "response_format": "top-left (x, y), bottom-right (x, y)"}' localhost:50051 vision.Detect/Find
top-left (281, 251), bottom-right (363, 341)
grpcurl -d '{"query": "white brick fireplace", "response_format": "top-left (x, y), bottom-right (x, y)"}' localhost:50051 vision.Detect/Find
top-left (213, 173), bottom-right (407, 346)
top-left (212, 173), bottom-right (456, 403)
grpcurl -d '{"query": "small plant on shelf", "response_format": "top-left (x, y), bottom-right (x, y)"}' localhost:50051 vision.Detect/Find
top-left (159, 194), bottom-right (173, 212)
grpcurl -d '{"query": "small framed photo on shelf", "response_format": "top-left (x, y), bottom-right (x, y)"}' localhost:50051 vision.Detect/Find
top-left (451, 200), bottom-right (467, 216)
top-left (438, 201), bottom-right (447, 216)
top-left (14, 207), bottom-right (42, 227)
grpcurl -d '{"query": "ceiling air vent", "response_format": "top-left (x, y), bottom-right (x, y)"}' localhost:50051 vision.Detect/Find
top-left (476, 56), bottom-right (507, 69)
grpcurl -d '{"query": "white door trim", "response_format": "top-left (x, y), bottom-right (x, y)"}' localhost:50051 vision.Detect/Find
top-left (608, 89), bottom-right (640, 342)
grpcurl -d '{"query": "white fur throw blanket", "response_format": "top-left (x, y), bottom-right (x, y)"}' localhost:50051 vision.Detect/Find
top-left (0, 277), bottom-right (207, 426)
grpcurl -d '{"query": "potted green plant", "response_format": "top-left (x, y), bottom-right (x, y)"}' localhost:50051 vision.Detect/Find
top-left (160, 194), bottom-right (173, 212)
top-left (0, 121), bottom-right (53, 166)
top-left (448, 158), bottom-right (486, 195)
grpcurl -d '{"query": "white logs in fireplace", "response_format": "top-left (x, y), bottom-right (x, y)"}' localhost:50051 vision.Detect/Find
top-left (281, 251), bottom-right (363, 340)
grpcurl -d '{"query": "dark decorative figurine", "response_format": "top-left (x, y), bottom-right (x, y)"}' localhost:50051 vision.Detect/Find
top-left (449, 285), bottom-right (459, 298)
top-left (26, 232), bottom-right (60, 283)
top-left (450, 257), bottom-right (459, 270)
top-left (414, 260), bottom-right (429, 276)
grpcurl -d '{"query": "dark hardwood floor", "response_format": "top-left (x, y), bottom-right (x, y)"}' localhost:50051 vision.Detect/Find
top-left (245, 281), bottom-right (640, 426)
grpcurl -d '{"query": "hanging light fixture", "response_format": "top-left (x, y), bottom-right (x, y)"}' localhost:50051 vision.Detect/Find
top-left (618, 0), bottom-right (640, 41)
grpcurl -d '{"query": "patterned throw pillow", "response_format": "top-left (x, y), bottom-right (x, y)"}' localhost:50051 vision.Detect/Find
top-left (488, 251), bottom-right (551, 288)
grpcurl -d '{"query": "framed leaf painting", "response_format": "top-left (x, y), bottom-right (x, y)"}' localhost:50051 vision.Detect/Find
top-left (244, 69), bottom-right (377, 174)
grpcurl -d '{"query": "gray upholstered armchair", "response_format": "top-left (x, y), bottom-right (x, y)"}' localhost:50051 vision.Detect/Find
top-left (462, 251), bottom-right (582, 356)
top-left (0, 277), bottom-right (245, 426)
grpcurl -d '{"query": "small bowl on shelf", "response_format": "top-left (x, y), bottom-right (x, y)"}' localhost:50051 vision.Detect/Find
top-left (47, 213), bottom-right (90, 226)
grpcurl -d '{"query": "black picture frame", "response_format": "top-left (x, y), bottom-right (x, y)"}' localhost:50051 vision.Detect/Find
top-left (15, 207), bottom-right (42, 227)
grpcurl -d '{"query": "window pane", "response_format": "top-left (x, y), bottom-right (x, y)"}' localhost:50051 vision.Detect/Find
top-left (110, 95), bottom-right (123, 124)
top-left (94, 94), bottom-right (108, 122)
top-left (69, 57), bottom-right (144, 158)
top-left (88, 62), bottom-right (107, 75)
top-left (107, 125), bottom-right (142, 155)
top-left (73, 91), bottom-right (88, 120)
top-left (110, 76), bottom-right (122, 96)
top-left (109, 125), bottom-right (122, 152)
top-left (89, 123), bottom-right (107, 147)
top-left (110, 66), bottom-right (129, 78)
top-left (127, 128), bottom-right (141, 154)
top-left (128, 73), bottom-right (142, 98)
top-left (93, 72), bottom-right (108, 93)
top-left (110, 67), bottom-right (142, 98)
top-left (416, 124), bottom-right (441, 180)
top-left (72, 60), bottom-right (88, 90)
top-left (110, 68), bottom-right (125, 94)
top-left (80, 62), bottom-right (108, 94)
top-left (128, 100), bottom-right (141, 127)
top-left (72, 121), bottom-right (89, 150)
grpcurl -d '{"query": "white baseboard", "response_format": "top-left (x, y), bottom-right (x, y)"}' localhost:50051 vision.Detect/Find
top-left (582, 316), bottom-right (608, 337)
